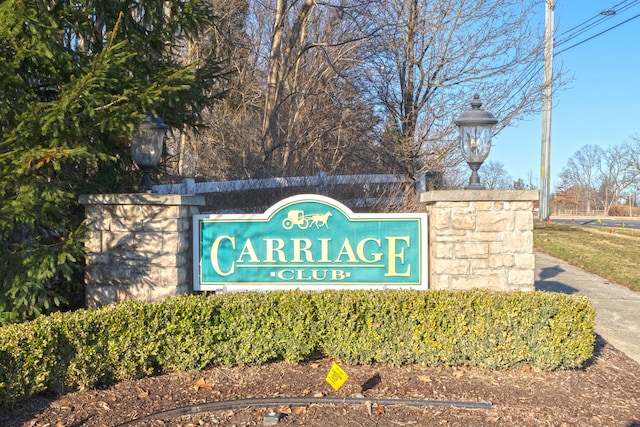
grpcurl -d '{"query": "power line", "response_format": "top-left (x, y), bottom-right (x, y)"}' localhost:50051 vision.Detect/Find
top-left (554, 0), bottom-right (640, 50)
top-left (496, 0), bottom-right (640, 114)
top-left (538, 0), bottom-right (639, 219)
top-left (493, 62), bottom-right (543, 117)
top-left (555, 11), bottom-right (640, 56)
top-left (555, 0), bottom-right (639, 43)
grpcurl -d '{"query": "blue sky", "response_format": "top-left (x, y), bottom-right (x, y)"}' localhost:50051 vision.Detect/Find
top-left (490, 1), bottom-right (640, 188)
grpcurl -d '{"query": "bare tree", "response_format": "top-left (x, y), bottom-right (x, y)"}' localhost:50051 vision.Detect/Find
top-left (481, 160), bottom-right (512, 190)
top-left (552, 138), bottom-right (640, 215)
top-left (598, 144), bottom-right (636, 210)
top-left (256, 0), bottom-right (381, 177)
top-left (561, 144), bottom-right (604, 214)
top-left (167, 0), bottom-right (561, 189)
top-left (165, 0), bottom-right (384, 181)
top-left (365, 0), bottom-right (547, 186)
top-left (526, 171), bottom-right (540, 191)
top-left (192, 0), bottom-right (266, 179)
top-left (163, 0), bottom-right (257, 180)
top-left (553, 170), bottom-right (581, 215)
top-left (626, 135), bottom-right (640, 185)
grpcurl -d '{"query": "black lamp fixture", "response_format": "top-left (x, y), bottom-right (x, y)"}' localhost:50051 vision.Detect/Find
top-left (131, 113), bottom-right (169, 193)
top-left (454, 94), bottom-right (498, 190)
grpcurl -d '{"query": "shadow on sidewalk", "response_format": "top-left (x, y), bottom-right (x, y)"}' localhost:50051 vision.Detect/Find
top-left (535, 264), bottom-right (579, 294)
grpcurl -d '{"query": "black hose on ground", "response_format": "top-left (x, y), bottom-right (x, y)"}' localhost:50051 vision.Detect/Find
top-left (116, 396), bottom-right (492, 426)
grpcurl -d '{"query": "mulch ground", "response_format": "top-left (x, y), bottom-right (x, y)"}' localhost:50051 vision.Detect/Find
top-left (2, 335), bottom-right (639, 427)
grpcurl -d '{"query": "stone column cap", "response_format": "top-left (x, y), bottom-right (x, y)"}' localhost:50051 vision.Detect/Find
top-left (79, 193), bottom-right (205, 206)
top-left (420, 190), bottom-right (539, 203)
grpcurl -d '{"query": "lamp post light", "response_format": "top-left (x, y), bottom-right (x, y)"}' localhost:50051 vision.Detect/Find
top-left (454, 94), bottom-right (498, 190)
top-left (131, 113), bottom-right (169, 193)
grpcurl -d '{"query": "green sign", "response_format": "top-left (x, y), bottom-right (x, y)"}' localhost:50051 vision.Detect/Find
top-left (193, 195), bottom-right (428, 291)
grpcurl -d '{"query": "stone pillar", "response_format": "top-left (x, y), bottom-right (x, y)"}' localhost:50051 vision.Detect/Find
top-left (79, 194), bottom-right (205, 308)
top-left (420, 190), bottom-right (539, 291)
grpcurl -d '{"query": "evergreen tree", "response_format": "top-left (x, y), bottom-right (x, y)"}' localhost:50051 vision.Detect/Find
top-left (0, 0), bottom-right (226, 324)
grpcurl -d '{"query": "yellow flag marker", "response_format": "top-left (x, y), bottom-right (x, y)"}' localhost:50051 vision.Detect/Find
top-left (597, 218), bottom-right (602, 224)
top-left (326, 362), bottom-right (349, 391)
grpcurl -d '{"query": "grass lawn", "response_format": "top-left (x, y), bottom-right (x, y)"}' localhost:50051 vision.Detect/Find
top-left (534, 221), bottom-right (640, 292)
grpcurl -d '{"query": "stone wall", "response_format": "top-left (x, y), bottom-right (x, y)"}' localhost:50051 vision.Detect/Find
top-left (79, 190), bottom-right (538, 308)
top-left (420, 190), bottom-right (539, 291)
top-left (79, 194), bottom-right (205, 308)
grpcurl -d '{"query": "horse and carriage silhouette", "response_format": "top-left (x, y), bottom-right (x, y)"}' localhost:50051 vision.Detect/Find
top-left (282, 210), bottom-right (333, 230)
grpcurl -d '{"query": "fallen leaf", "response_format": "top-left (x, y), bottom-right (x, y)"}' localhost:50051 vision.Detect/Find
top-left (418, 375), bottom-right (431, 382)
top-left (96, 401), bottom-right (111, 411)
top-left (194, 378), bottom-right (212, 392)
top-left (293, 406), bottom-right (307, 414)
top-left (375, 403), bottom-right (385, 415)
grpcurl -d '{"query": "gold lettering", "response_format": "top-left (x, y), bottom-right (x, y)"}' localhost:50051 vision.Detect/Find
top-left (356, 238), bottom-right (383, 263)
top-left (335, 238), bottom-right (358, 263)
top-left (292, 238), bottom-right (314, 262)
top-left (311, 269), bottom-right (328, 280)
top-left (331, 270), bottom-right (347, 280)
top-left (295, 269), bottom-right (310, 280)
top-left (211, 236), bottom-right (235, 276)
top-left (277, 269), bottom-right (294, 280)
top-left (385, 236), bottom-right (411, 277)
top-left (265, 238), bottom-right (286, 262)
top-left (318, 238), bottom-right (331, 262)
top-left (237, 238), bottom-right (259, 263)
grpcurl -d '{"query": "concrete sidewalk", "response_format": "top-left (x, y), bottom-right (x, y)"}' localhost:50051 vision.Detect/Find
top-left (535, 251), bottom-right (640, 363)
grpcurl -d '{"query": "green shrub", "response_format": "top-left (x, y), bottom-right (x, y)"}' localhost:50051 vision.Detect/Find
top-left (0, 289), bottom-right (595, 405)
top-left (0, 0), bottom-right (226, 326)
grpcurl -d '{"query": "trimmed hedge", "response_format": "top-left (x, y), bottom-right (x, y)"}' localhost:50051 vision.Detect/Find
top-left (608, 204), bottom-right (640, 217)
top-left (0, 290), bottom-right (595, 405)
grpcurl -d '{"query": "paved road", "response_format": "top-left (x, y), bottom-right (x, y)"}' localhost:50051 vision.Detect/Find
top-left (550, 217), bottom-right (640, 229)
top-left (535, 251), bottom-right (640, 363)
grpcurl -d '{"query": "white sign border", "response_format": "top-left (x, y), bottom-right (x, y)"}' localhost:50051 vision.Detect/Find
top-left (192, 194), bottom-right (428, 292)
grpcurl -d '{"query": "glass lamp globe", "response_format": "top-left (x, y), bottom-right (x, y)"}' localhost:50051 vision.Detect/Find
top-left (131, 114), bottom-right (169, 192)
top-left (454, 95), bottom-right (498, 190)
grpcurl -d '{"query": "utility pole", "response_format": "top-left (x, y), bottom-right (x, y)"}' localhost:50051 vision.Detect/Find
top-left (539, 0), bottom-right (554, 221)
